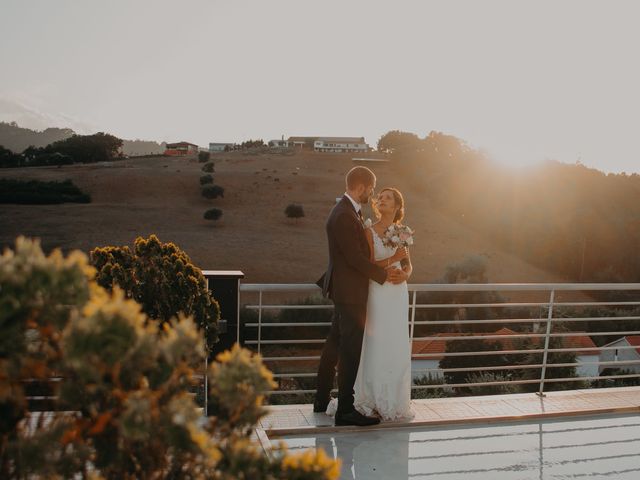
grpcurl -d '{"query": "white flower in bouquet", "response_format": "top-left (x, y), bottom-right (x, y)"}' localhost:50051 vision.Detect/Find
top-left (382, 223), bottom-right (415, 249)
top-left (364, 218), bottom-right (373, 228)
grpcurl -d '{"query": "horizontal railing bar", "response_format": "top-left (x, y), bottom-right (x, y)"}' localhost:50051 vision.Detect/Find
top-left (412, 316), bottom-right (640, 325)
top-left (241, 284), bottom-right (321, 292)
top-left (242, 283), bottom-right (640, 293)
top-left (548, 345), bottom-right (639, 353)
top-left (262, 356), bottom-right (321, 362)
top-left (245, 322), bottom-right (332, 327)
top-left (249, 344), bottom-right (639, 361)
top-left (414, 333), bottom-right (546, 341)
top-left (21, 377), bottom-right (63, 383)
top-left (410, 378), bottom-right (543, 389)
top-left (415, 302), bottom-right (549, 309)
top-left (267, 389), bottom-right (327, 395)
top-left (413, 359), bottom-right (640, 373)
top-left (245, 317), bottom-right (640, 328)
top-left (415, 364), bottom-right (544, 374)
top-left (550, 330), bottom-right (640, 337)
top-left (270, 359), bottom-right (640, 377)
top-left (544, 373), bottom-right (640, 383)
top-left (414, 319), bottom-right (545, 325)
top-left (245, 305), bottom-right (333, 310)
top-left (554, 302), bottom-right (640, 307)
top-left (411, 344), bottom-right (640, 359)
top-left (408, 283), bottom-right (640, 292)
top-left (245, 339), bottom-right (325, 345)
top-left (272, 373), bottom-right (316, 378)
top-left (549, 316), bottom-right (640, 323)
top-left (412, 349), bottom-right (545, 358)
top-left (411, 373), bottom-right (640, 390)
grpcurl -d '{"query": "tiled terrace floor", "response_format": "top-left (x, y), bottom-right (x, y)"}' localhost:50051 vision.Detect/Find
top-left (259, 386), bottom-right (640, 437)
top-left (257, 387), bottom-right (640, 479)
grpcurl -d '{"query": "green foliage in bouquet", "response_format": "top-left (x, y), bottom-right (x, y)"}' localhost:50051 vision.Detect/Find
top-left (0, 237), bottom-right (340, 479)
top-left (90, 234), bottom-right (220, 352)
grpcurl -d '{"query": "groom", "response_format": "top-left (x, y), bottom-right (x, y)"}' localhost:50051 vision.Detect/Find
top-left (315, 166), bottom-right (406, 426)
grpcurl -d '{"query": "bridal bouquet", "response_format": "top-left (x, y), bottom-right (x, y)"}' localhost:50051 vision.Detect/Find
top-left (382, 223), bottom-right (414, 248)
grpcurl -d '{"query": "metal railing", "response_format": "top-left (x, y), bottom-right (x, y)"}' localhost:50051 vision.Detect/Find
top-left (239, 283), bottom-right (640, 397)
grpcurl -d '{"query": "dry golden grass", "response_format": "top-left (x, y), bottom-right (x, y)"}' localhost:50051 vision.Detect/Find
top-left (0, 151), bottom-right (568, 284)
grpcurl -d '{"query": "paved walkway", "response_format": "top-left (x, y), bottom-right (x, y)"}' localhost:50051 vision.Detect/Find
top-left (258, 386), bottom-right (640, 438)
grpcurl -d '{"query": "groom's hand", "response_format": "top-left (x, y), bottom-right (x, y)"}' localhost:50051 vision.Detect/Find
top-left (386, 267), bottom-right (408, 284)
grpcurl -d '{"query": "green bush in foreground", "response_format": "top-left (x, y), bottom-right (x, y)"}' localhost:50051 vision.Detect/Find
top-left (0, 237), bottom-right (340, 479)
top-left (90, 234), bottom-right (220, 352)
top-left (0, 178), bottom-right (91, 204)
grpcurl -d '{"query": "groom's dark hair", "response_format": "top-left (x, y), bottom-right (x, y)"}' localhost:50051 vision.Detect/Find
top-left (346, 166), bottom-right (376, 190)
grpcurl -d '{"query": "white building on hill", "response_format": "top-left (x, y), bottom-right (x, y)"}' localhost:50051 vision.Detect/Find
top-left (314, 137), bottom-right (369, 153)
top-left (209, 142), bottom-right (235, 152)
top-left (600, 336), bottom-right (640, 373)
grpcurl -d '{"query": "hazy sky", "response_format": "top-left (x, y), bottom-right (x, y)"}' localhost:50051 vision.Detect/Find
top-left (1, 0), bottom-right (639, 173)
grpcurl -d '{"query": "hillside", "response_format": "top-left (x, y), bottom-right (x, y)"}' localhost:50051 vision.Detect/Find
top-left (0, 151), bottom-right (568, 285)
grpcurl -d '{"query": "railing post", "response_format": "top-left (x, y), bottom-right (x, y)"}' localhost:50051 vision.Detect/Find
top-left (257, 290), bottom-right (263, 354)
top-left (409, 290), bottom-right (417, 346)
top-left (409, 290), bottom-right (417, 388)
top-left (204, 324), bottom-right (208, 417)
top-left (537, 289), bottom-right (555, 397)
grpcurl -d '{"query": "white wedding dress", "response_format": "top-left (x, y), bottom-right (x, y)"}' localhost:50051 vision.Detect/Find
top-left (327, 228), bottom-right (415, 421)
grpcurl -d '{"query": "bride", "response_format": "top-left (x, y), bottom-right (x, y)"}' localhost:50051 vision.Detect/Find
top-left (328, 187), bottom-right (415, 421)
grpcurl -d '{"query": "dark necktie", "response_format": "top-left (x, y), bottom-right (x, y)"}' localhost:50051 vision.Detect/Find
top-left (357, 209), bottom-right (364, 224)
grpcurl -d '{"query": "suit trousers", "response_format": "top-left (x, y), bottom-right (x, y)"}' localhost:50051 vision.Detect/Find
top-left (315, 302), bottom-right (367, 415)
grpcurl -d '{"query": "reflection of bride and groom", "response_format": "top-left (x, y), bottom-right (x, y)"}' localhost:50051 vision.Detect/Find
top-left (315, 165), bottom-right (415, 427)
top-left (315, 429), bottom-right (411, 479)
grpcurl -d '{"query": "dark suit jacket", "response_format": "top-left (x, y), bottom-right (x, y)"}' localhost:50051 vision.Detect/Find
top-left (316, 196), bottom-right (387, 304)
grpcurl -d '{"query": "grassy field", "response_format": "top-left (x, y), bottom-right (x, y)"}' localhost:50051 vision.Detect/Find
top-left (0, 150), bottom-right (568, 285)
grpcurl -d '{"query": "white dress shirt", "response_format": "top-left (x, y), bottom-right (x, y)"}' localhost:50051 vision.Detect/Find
top-left (344, 192), bottom-right (361, 214)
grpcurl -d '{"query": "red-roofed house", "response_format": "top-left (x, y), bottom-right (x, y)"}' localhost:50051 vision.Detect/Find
top-left (599, 336), bottom-right (640, 374)
top-left (165, 141), bottom-right (199, 156)
top-left (411, 328), bottom-right (601, 381)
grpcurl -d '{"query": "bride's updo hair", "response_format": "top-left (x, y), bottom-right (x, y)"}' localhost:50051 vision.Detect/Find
top-left (372, 187), bottom-right (404, 223)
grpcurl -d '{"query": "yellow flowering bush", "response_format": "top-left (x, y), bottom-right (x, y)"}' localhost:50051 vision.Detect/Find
top-left (0, 237), bottom-right (339, 479)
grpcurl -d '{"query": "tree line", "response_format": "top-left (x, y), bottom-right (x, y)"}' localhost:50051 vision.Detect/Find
top-left (378, 129), bottom-right (640, 284)
top-left (1, 132), bottom-right (123, 168)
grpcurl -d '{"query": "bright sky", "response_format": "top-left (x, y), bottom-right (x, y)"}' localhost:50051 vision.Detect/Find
top-left (1, 0), bottom-right (639, 173)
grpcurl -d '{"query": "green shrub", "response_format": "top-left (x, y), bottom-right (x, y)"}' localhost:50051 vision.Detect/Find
top-left (204, 208), bottom-right (223, 221)
top-left (411, 375), bottom-right (450, 399)
top-left (90, 234), bottom-right (220, 352)
top-left (202, 184), bottom-right (224, 199)
top-left (466, 372), bottom-right (523, 395)
top-left (0, 178), bottom-right (91, 204)
top-left (202, 161), bottom-right (215, 173)
top-left (200, 174), bottom-right (214, 185)
top-left (198, 151), bottom-right (211, 163)
top-left (285, 203), bottom-right (304, 221)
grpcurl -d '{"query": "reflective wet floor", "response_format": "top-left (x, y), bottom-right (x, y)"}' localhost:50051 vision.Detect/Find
top-left (281, 413), bottom-right (640, 479)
